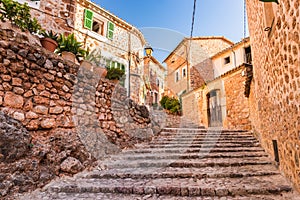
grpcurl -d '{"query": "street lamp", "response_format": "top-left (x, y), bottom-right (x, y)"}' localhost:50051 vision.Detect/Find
top-left (127, 45), bottom-right (153, 98)
top-left (145, 46), bottom-right (153, 57)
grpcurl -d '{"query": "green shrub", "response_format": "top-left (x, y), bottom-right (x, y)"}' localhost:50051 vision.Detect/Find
top-left (105, 67), bottom-right (125, 80)
top-left (160, 96), bottom-right (168, 109)
top-left (0, 0), bottom-right (42, 33)
top-left (159, 95), bottom-right (181, 115)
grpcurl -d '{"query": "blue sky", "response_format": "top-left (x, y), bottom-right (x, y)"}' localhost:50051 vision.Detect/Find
top-left (93, 0), bottom-right (248, 62)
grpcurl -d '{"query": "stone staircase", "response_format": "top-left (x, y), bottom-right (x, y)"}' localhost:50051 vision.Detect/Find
top-left (18, 128), bottom-right (299, 199)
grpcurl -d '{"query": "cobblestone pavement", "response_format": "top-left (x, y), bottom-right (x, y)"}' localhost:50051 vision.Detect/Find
top-left (17, 128), bottom-right (300, 199)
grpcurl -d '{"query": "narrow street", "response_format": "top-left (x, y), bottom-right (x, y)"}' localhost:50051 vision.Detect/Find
top-left (18, 127), bottom-right (299, 199)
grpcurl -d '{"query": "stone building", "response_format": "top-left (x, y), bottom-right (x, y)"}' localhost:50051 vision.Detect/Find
top-left (143, 56), bottom-right (166, 106)
top-left (16, 0), bottom-right (148, 103)
top-left (164, 37), bottom-right (233, 98)
top-left (181, 38), bottom-right (252, 129)
top-left (246, 0), bottom-right (300, 191)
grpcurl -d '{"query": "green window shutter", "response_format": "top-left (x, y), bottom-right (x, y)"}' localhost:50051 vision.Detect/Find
top-left (84, 9), bottom-right (94, 30)
top-left (259, 0), bottom-right (279, 4)
top-left (107, 21), bottom-right (115, 40)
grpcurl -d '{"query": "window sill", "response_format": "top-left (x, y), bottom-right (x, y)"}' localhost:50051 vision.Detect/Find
top-left (86, 30), bottom-right (108, 42)
top-left (17, 0), bottom-right (40, 9)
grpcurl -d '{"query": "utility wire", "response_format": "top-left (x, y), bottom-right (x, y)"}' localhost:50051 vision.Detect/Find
top-left (187, 0), bottom-right (197, 92)
top-left (244, 0), bottom-right (246, 39)
top-left (190, 0), bottom-right (197, 38)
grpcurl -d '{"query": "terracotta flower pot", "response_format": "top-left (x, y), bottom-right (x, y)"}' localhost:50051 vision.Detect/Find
top-left (40, 37), bottom-right (58, 52)
top-left (61, 51), bottom-right (76, 63)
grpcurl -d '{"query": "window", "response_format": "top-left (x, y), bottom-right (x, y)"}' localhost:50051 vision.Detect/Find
top-left (84, 9), bottom-right (94, 30)
top-left (92, 20), bottom-right (104, 35)
top-left (107, 21), bottom-right (115, 40)
top-left (83, 10), bottom-right (113, 39)
top-left (156, 79), bottom-right (160, 87)
top-left (182, 67), bottom-right (187, 77)
top-left (105, 59), bottom-right (125, 71)
top-left (175, 71), bottom-right (180, 82)
top-left (244, 46), bottom-right (252, 64)
top-left (105, 59), bottom-right (126, 86)
top-left (224, 56), bottom-right (230, 65)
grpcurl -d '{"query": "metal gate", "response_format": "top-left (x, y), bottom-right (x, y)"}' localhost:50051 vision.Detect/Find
top-left (207, 90), bottom-right (222, 127)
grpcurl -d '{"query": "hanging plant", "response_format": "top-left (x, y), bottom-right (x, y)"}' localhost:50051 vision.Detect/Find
top-left (0, 0), bottom-right (42, 33)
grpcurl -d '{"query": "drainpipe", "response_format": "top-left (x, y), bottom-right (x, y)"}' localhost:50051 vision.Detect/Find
top-left (231, 49), bottom-right (237, 68)
top-left (127, 32), bottom-right (131, 97)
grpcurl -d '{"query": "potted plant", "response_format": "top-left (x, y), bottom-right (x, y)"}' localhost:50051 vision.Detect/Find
top-left (56, 33), bottom-right (86, 63)
top-left (40, 30), bottom-right (58, 52)
top-left (105, 67), bottom-right (125, 83)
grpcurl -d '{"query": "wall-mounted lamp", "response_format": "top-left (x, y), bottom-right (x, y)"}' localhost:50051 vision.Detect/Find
top-left (145, 46), bottom-right (153, 57)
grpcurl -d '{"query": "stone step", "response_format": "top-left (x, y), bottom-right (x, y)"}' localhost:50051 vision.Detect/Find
top-left (157, 133), bottom-right (256, 139)
top-left (18, 191), bottom-right (300, 200)
top-left (160, 130), bottom-right (252, 135)
top-left (44, 175), bottom-right (292, 197)
top-left (144, 143), bottom-right (260, 148)
top-left (112, 151), bottom-right (269, 160)
top-left (127, 147), bottom-right (266, 154)
top-left (161, 128), bottom-right (248, 133)
top-left (148, 141), bottom-right (259, 146)
top-left (152, 138), bottom-right (258, 142)
top-left (104, 157), bottom-right (273, 169)
top-left (84, 165), bottom-right (280, 180)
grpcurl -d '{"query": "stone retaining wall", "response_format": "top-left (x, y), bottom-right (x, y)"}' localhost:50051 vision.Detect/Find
top-left (0, 26), bottom-right (154, 198)
top-left (0, 26), bottom-right (153, 151)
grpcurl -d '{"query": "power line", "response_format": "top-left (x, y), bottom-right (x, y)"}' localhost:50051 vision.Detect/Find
top-left (244, 0), bottom-right (246, 39)
top-left (190, 0), bottom-right (197, 38)
top-left (187, 0), bottom-right (197, 92)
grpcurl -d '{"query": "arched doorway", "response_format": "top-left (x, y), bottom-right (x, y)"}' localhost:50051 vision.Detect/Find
top-left (207, 89), bottom-right (222, 127)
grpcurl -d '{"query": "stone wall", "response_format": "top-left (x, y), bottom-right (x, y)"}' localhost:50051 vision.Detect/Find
top-left (0, 26), bottom-right (154, 198)
top-left (181, 90), bottom-right (201, 125)
top-left (0, 25), bottom-right (153, 152)
top-left (246, 0), bottom-right (300, 191)
top-left (223, 67), bottom-right (251, 130)
top-left (30, 0), bottom-right (75, 34)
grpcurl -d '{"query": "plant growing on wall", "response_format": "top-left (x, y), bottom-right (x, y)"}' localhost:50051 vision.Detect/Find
top-left (160, 95), bottom-right (181, 115)
top-left (0, 0), bottom-right (42, 33)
